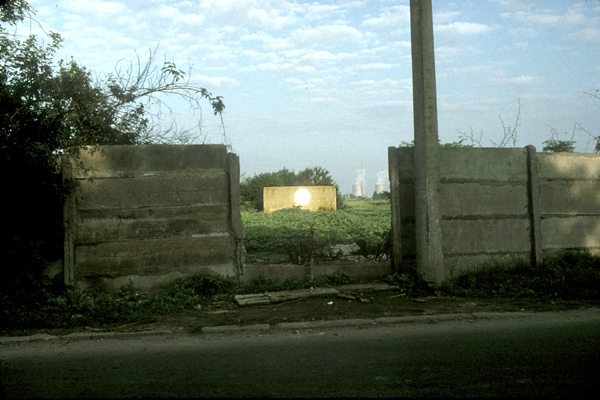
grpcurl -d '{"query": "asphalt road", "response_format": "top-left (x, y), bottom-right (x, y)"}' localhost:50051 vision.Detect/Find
top-left (1, 308), bottom-right (599, 398)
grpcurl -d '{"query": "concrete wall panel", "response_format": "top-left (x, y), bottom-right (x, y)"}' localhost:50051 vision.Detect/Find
top-left (541, 216), bottom-right (600, 249)
top-left (400, 219), bottom-right (417, 257)
top-left (441, 182), bottom-right (527, 217)
top-left (440, 148), bottom-right (527, 181)
top-left (389, 146), bottom-right (600, 276)
top-left (74, 236), bottom-right (235, 278)
top-left (76, 172), bottom-right (228, 210)
top-left (398, 183), bottom-right (416, 218)
top-left (441, 219), bottom-right (530, 255)
top-left (539, 181), bottom-right (600, 215)
top-left (444, 253), bottom-right (530, 278)
top-left (75, 205), bottom-right (229, 243)
top-left (538, 152), bottom-right (600, 180)
top-left (243, 261), bottom-right (390, 284)
top-left (71, 145), bottom-right (228, 179)
top-left (63, 145), bottom-right (242, 292)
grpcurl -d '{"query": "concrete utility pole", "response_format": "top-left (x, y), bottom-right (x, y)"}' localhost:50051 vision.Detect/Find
top-left (410, 0), bottom-right (444, 283)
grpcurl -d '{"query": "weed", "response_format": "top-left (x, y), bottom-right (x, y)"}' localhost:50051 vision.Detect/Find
top-left (384, 270), bottom-right (438, 297)
top-left (440, 251), bottom-right (600, 300)
top-left (243, 200), bottom-right (391, 260)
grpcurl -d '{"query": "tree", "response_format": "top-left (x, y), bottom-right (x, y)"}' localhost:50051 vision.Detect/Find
top-left (241, 167), bottom-right (344, 211)
top-left (0, 0), bottom-right (225, 288)
top-left (542, 125), bottom-right (576, 153)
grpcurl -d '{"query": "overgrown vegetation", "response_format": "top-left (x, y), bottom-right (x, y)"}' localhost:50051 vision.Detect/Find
top-left (0, 271), bottom-right (351, 334)
top-left (2, 251), bottom-right (599, 334)
top-left (242, 200), bottom-right (392, 264)
top-left (440, 251), bottom-right (600, 300)
top-left (1, 1), bottom-right (224, 291)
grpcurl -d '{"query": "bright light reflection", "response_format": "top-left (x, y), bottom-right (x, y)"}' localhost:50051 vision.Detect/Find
top-left (294, 188), bottom-right (311, 206)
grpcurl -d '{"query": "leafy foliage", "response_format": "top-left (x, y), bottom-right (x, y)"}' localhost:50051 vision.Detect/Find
top-left (243, 200), bottom-right (391, 263)
top-left (542, 139), bottom-right (575, 153)
top-left (440, 251), bottom-right (600, 300)
top-left (542, 125), bottom-right (576, 153)
top-left (0, 2), bottom-right (225, 290)
top-left (241, 166), bottom-right (344, 211)
top-left (0, 271), bottom-right (352, 332)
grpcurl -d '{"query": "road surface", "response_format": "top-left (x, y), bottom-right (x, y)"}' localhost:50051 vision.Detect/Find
top-left (1, 308), bottom-right (599, 397)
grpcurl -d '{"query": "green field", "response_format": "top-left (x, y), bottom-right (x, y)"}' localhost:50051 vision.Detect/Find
top-left (242, 200), bottom-right (392, 263)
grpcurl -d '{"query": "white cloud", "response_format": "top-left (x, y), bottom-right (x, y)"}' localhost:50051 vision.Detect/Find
top-left (295, 66), bottom-right (316, 73)
top-left (66, 0), bottom-right (125, 15)
top-left (179, 13), bottom-right (206, 26)
top-left (191, 74), bottom-right (239, 88)
top-left (501, 7), bottom-right (587, 29)
top-left (291, 24), bottom-right (363, 47)
top-left (434, 11), bottom-right (461, 24)
top-left (493, 75), bottom-right (544, 86)
top-left (241, 32), bottom-right (294, 51)
top-left (298, 97), bottom-right (340, 105)
top-left (435, 22), bottom-right (491, 38)
top-left (298, 50), bottom-right (353, 66)
top-left (563, 28), bottom-right (600, 48)
top-left (363, 5), bottom-right (410, 31)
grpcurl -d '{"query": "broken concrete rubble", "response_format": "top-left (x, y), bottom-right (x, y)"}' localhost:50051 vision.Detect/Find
top-left (234, 282), bottom-right (396, 307)
top-left (321, 243), bottom-right (367, 261)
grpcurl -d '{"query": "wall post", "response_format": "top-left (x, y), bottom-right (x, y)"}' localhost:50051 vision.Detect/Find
top-left (61, 155), bottom-right (76, 287)
top-left (410, 0), bottom-right (444, 283)
top-left (227, 153), bottom-right (245, 283)
top-left (388, 147), bottom-right (403, 272)
top-left (526, 145), bottom-right (543, 266)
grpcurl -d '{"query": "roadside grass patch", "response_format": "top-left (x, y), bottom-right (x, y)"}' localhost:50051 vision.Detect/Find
top-left (0, 271), bottom-right (354, 334)
top-left (440, 251), bottom-right (600, 300)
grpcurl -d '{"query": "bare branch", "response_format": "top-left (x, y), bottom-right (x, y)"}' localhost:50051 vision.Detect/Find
top-left (456, 126), bottom-right (483, 147)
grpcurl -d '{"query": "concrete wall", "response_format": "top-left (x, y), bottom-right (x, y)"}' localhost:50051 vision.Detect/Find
top-left (537, 152), bottom-right (600, 257)
top-left (62, 145), bottom-right (244, 292)
top-left (243, 261), bottom-right (391, 284)
top-left (263, 186), bottom-right (337, 213)
top-left (388, 146), bottom-right (600, 277)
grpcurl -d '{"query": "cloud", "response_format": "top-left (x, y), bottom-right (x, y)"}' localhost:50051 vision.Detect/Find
top-left (363, 5), bottom-right (410, 31)
top-left (179, 13), bottom-right (206, 26)
top-left (563, 28), bottom-right (600, 48)
top-left (356, 63), bottom-right (395, 70)
top-left (492, 75), bottom-right (544, 86)
top-left (298, 97), bottom-right (340, 105)
top-left (434, 11), bottom-right (461, 24)
top-left (66, 0), bottom-right (126, 15)
top-left (501, 7), bottom-right (587, 29)
top-left (298, 50), bottom-right (353, 66)
top-left (435, 22), bottom-right (491, 38)
top-left (291, 24), bottom-right (363, 47)
top-left (191, 74), bottom-right (239, 88)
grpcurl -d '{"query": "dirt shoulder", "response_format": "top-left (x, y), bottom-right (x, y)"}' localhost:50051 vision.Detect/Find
top-left (17, 283), bottom-right (599, 338)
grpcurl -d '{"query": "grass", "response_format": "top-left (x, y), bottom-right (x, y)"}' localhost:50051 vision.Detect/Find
top-left (0, 271), bottom-right (354, 335)
top-left (2, 242), bottom-right (600, 334)
top-left (439, 250), bottom-right (600, 300)
top-left (242, 199), bottom-right (391, 263)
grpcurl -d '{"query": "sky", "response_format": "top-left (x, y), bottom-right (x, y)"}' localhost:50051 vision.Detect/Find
top-left (11, 0), bottom-right (600, 195)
